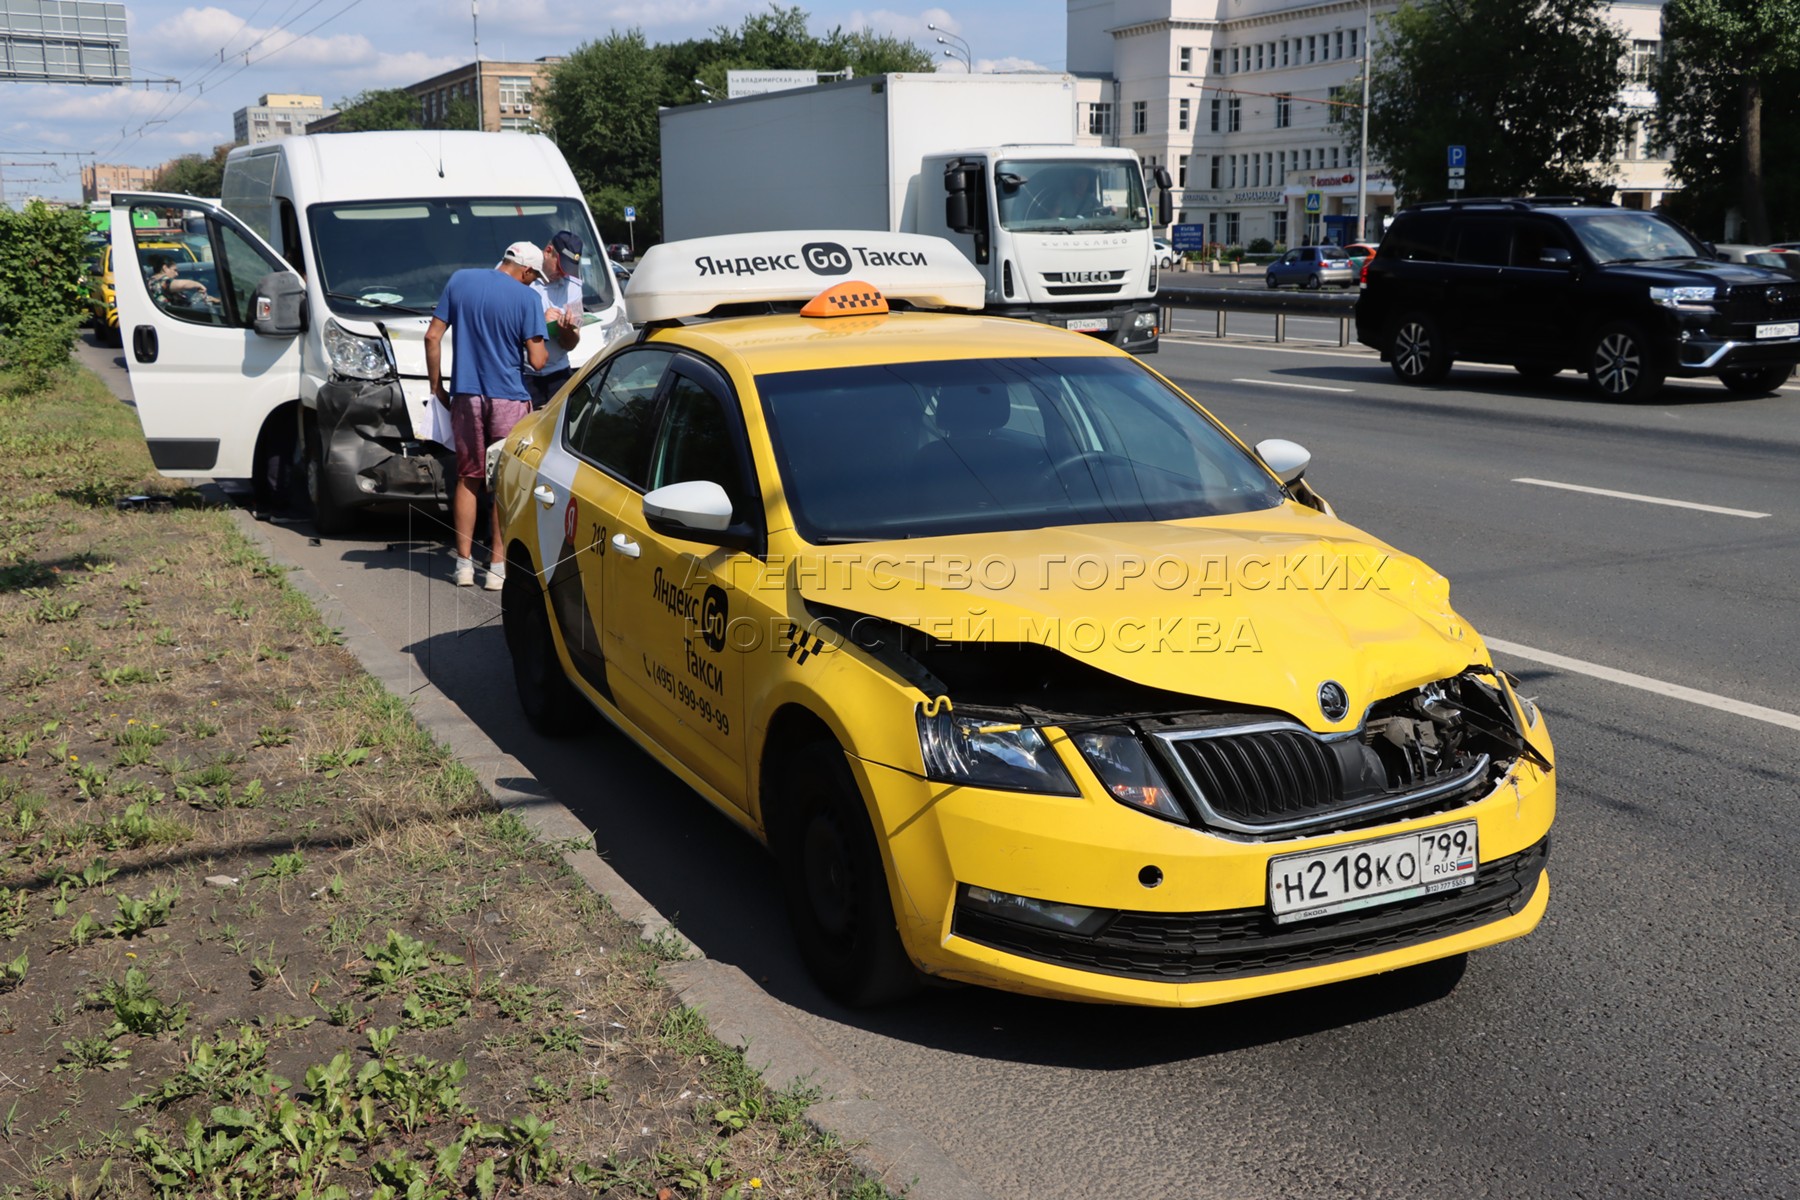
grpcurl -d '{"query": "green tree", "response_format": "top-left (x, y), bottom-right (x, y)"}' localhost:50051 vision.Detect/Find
top-left (1365, 0), bottom-right (1627, 203)
top-left (428, 97), bottom-right (481, 131)
top-left (542, 30), bottom-right (667, 240)
top-left (1655, 0), bottom-right (1800, 241)
top-left (330, 88), bottom-right (422, 132)
top-left (0, 200), bottom-right (91, 388)
top-left (151, 144), bottom-right (232, 198)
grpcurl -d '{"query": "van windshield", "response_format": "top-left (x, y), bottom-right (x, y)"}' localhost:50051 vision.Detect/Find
top-left (995, 159), bottom-right (1149, 233)
top-left (309, 197), bottom-right (614, 317)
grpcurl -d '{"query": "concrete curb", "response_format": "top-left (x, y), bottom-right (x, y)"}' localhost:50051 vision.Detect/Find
top-left (228, 508), bottom-right (991, 1200)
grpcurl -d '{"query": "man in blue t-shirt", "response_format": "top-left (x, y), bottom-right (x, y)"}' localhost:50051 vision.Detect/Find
top-left (425, 242), bottom-right (548, 589)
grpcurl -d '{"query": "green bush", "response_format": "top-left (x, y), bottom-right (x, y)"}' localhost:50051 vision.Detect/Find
top-left (0, 200), bottom-right (91, 390)
top-left (1247, 237), bottom-right (1274, 254)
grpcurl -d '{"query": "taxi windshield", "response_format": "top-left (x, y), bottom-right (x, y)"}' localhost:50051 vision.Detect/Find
top-left (995, 158), bottom-right (1149, 233)
top-left (758, 356), bottom-right (1284, 543)
top-left (308, 197), bottom-right (614, 316)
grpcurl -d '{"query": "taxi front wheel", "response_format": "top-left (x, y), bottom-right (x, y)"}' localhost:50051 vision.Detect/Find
top-left (500, 561), bottom-right (592, 737)
top-left (772, 741), bottom-right (920, 1007)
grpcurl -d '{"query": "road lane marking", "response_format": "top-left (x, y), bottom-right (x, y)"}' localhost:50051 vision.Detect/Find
top-left (1485, 638), bottom-right (1800, 733)
top-left (1230, 378), bottom-right (1354, 393)
top-left (1512, 478), bottom-right (1769, 519)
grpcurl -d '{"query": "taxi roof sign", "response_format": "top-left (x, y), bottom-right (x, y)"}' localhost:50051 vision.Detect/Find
top-left (624, 231), bottom-right (985, 324)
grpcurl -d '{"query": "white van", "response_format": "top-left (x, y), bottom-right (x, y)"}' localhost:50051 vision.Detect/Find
top-left (110, 131), bottom-right (630, 531)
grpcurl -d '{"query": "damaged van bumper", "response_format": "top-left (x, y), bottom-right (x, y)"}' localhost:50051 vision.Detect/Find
top-left (313, 377), bottom-right (450, 511)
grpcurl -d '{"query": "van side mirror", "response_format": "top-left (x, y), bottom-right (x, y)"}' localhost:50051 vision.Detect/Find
top-left (944, 162), bottom-right (975, 234)
top-left (251, 271), bottom-right (307, 337)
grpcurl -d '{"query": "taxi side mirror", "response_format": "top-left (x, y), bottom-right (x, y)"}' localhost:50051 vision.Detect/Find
top-left (1255, 438), bottom-right (1311, 485)
top-left (643, 480), bottom-right (758, 550)
top-left (251, 271), bottom-right (307, 337)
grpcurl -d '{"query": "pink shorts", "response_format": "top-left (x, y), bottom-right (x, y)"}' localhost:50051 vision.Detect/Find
top-left (450, 393), bottom-right (531, 481)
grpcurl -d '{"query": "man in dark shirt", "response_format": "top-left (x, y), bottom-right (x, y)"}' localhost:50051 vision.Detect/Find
top-left (425, 242), bottom-right (548, 589)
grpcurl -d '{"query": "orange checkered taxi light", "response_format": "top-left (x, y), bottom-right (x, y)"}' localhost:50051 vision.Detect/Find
top-left (800, 281), bottom-right (890, 318)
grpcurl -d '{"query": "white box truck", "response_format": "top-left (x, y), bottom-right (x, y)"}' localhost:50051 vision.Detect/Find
top-left (109, 131), bottom-right (631, 532)
top-left (660, 73), bottom-right (1171, 353)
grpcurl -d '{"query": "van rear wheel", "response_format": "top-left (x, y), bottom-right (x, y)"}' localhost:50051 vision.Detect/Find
top-left (1390, 313), bottom-right (1452, 384)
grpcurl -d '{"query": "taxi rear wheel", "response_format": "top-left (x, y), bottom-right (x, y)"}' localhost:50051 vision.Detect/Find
top-left (772, 740), bottom-right (920, 1007)
top-left (500, 560), bottom-right (591, 737)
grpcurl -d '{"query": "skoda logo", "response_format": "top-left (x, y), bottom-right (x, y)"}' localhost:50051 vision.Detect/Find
top-left (1318, 681), bottom-right (1350, 722)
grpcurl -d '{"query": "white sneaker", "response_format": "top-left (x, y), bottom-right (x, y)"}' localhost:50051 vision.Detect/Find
top-left (451, 556), bottom-right (475, 587)
top-left (483, 562), bottom-right (506, 592)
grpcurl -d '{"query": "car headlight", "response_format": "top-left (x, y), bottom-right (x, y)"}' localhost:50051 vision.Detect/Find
top-left (323, 318), bottom-right (395, 381)
top-left (1133, 311), bottom-right (1157, 329)
top-left (1649, 285), bottom-right (1716, 309)
top-left (915, 703), bottom-right (1078, 794)
top-left (1073, 728), bottom-right (1187, 823)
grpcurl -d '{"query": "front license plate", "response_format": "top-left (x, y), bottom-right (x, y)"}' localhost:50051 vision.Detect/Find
top-left (1756, 321), bottom-right (1799, 339)
top-left (1268, 821), bottom-right (1479, 924)
top-left (1066, 317), bottom-right (1110, 332)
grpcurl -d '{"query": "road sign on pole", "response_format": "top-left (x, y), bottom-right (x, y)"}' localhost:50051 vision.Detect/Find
top-left (1447, 166), bottom-right (1466, 178)
top-left (1304, 191), bottom-right (1323, 214)
top-left (1447, 177), bottom-right (1466, 190)
top-left (1447, 145), bottom-right (1467, 169)
top-left (624, 205), bottom-right (637, 222)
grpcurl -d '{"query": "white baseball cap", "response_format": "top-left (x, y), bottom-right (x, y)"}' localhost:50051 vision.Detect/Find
top-left (500, 241), bottom-right (545, 273)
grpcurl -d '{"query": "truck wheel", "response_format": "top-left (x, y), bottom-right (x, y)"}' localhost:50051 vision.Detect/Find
top-left (500, 560), bottom-right (592, 737)
top-left (1390, 313), bottom-right (1452, 385)
top-left (1718, 364), bottom-right (1793, 396)
top-left (303, 423), bottom-right (354, 536)
top-left (770, 740), bottom-right (920, 1007)
top-left (1587, 322), bottom-right (1664, 401)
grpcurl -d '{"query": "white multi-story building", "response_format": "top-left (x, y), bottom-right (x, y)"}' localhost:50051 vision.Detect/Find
top-left (233, 93), bottom-right (332, 144)
top-left (1068, 0), bottom-right (1676, 250)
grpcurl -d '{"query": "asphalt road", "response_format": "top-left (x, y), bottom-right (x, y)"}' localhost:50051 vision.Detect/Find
top-left (88, 328), bottom-right (1800, 1198)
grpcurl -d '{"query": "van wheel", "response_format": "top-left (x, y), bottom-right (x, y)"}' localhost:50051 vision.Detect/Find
top-left (252, 416), bottom-right (297, 512)
top-left (770, 740), bottom-right (920, 1007)
top-left (1718, 364), bottom-right (1793, 396)
top-left (1588, 323), bottom-right (1664, 401)
top-left (1390, 313), bottom-right (1452, 384)
top-left (500, 560), bottom-right (592, 737)
top-left (303, 423), bottom-right (354, 536)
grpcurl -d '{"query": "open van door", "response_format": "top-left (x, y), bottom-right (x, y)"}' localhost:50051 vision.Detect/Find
top-left (111, 192), bottom-right (304, 496)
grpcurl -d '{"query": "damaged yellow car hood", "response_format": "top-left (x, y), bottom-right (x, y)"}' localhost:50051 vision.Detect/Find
top-left (791, 506), bottom-right (1486, 729)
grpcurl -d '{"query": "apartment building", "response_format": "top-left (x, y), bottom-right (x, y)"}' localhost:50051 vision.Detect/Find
top-left (1070, 0), bottom-right (1676, 249)
top-left (79, 161), bottom-right (156, 204)
top-left (233, 93), bottom-right (332, 144)
top-left (307, 59), bottom-right (560, 134)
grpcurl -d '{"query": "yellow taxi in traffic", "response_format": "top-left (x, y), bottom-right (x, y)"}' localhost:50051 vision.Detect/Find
top-left (91, 238), bottom-right (198, 346)
top-left (494, 232), bottom-right (1555, 1007)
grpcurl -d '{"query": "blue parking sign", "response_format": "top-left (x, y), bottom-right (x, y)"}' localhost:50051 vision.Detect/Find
top-left (1447, 145), bottom-right (1466, 169)
top-left (624, 205), bottom-right (637, 221)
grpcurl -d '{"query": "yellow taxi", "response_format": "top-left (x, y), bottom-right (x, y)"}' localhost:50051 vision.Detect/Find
top-left (495, 232), bottom-right (1555, 1007)
top-left (91, 238), bottom-right (197, 346)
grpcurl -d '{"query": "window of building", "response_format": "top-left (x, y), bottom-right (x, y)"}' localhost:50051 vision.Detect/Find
top-left (1350, 28), bottom-right (1359, 58)
top-left (1210, 98), bottom-right (1221, 133)
top-left (1303, 147), bottom-right (1313, 170)
top-left (1327, 86), bottom-right (1345, 124)
top-left (1179, 46), bottom-right (1193, 72)
top-left (1254, 43), bottom-right (1264, 71)
top-left (1225, 213), bottom-right (1240, 244)
top-left (1278, 149), bottom-right (1287, 178)
top-left (1179, 97), bottom-right (1190, 131)
top-left (1276, 94), bottom-right (1290, 128)
top-left (1088, 102), bottom-right (1114, 136)
top-left (1630, 39), bottom-right (1658, 82)
top-left (1623, 120), bottom-right (1639, 162)
top-left (1335, 31), bottom-right (1345, 59)
top-left (1272, 210), bottom-right (1287, 245)
top-left (1178, 154), bottom-right (1189, 187)
top-left (1210, 156), bottom-right (1221, 187)
top-left (1231, 46), bottom-right (1240, 73)
top-left (1307, 35), bottom-right (1317, 63)
top-left (1132, 99), bottom-right (1147, 135)
top-left (499, 75), bottom-right (534, 113)
top-left (1330, 145), bottom-right (1341, 168)
top-left (1227, 96), bottom-right (1241, 132)
top-left (1281, 39), bottom-right (1291, 67)
top-left (1213, 47), bottom-right (1225, 73)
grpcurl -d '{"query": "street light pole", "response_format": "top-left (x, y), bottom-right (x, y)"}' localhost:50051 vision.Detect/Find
top-left (928, 24), bottom-right (972, 73)
top-left (1355, 0), bottom-right (1372, 241)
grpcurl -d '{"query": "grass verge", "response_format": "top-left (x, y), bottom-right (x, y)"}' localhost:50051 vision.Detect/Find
top-left (0, 363), bottom-right (896, 1199)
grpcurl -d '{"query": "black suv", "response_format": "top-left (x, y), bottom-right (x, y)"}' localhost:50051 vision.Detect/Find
top-left (1355, 199), bottom-right (1800, 400)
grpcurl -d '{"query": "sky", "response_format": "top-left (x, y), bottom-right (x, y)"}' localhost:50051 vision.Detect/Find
top-left (1, 1), bottom-right (1065, 203)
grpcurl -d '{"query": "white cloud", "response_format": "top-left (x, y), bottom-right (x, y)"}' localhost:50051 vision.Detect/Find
top-left (847, 6), bottom-right (956, 38)
top-left (12, 85), bottom-right (203, 122)
top-left (137, 6), bottom-right (379, 74)
top-left (978, 56), bottom-right (1051, 74)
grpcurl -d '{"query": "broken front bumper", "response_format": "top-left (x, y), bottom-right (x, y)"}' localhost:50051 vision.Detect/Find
top-left (314, 377), bottom-right (450, 511)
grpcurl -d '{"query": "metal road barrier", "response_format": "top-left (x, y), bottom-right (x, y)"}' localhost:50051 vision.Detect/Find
top-left (1156, 285), bottom-right (1360, 346)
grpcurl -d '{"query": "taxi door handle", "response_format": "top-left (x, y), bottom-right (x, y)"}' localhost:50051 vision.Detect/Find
top-left (610, 533), bottom-right (640, 559)
top-left (532, 485), bottom-right (555, 508)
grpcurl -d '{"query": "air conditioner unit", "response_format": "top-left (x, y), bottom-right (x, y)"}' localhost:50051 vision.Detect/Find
top-left (521, 104), bottom-right (532, 114)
